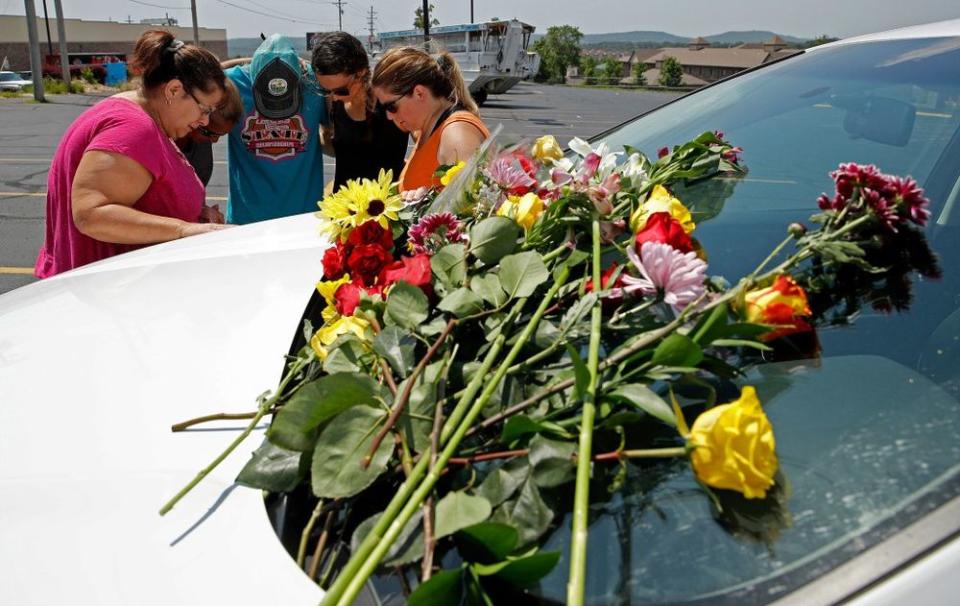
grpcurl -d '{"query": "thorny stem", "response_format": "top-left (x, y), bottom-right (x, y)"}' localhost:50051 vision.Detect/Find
top-left (361, 318), bottom-right (457, 469)
top-left (446, 446), bottom-right (689, 466)
top-left (365, 314), bottom-right (399, 396)
top-left (308, 508), bottom-right (336, 582)
top-left (158, 356), bottom-right (309, 515)
top-left (422, 349), bottom-right (452, 582)
top-left (298, 499), bottom-right (325, 568)
top-left (171, 410), bottom-right (273, 432)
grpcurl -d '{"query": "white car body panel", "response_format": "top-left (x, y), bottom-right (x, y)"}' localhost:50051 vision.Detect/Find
top-left (0, 213), bottom-right (328, 604)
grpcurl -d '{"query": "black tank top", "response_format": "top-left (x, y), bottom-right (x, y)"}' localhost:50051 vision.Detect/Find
top-left (330, 100), bottom-right (409, 191)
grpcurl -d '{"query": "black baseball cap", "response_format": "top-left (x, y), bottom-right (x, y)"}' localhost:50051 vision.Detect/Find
top-left (251, 35), bottom-right (302, 119)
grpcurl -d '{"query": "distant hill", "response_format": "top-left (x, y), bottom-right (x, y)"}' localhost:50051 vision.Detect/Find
top-left (577, 29), bottom-right (806, 46)
top-left (227, 37), bottom-right (309, 58)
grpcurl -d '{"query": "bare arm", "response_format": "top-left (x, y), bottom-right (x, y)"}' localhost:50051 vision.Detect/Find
top-left (319, 123), bottom-right (336, 157)
top-left (71, 150), bottom-right (229, 244)
top-left (437, 121), bottom-right (486, 166)
top-left (220, 57), bottom-right (251, 69)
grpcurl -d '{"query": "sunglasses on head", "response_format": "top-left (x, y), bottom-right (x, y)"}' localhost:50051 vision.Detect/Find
top-left (197, 124), bottom-right (230, 138)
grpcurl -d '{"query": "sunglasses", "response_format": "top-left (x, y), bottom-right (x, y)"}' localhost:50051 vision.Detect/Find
top-left (319, 76), bottom-right (356, 98)
top-left (196, 124), bottom-right (231, 138)
top-left (188, 90), bottom-right (218, 117)
top-left (378, 91), bottom-right (409, 115)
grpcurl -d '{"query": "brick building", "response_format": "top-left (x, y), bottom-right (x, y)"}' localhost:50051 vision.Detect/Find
top-left (0, 14), bottom-right (227, 72)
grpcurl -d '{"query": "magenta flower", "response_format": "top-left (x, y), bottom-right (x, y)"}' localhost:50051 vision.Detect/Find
top-left (619, 242), bottom-right (707, 313)
top-left (407, 212), bottom-right (466, 255)
top-left (887, 175), bottom-right (930, 226)
top-left (819, 163), bottom-right (931, 230)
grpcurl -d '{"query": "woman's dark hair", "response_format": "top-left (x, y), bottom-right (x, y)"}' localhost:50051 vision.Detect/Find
top-left (131, 29), bottom-right (225, 95)
top-left (371, 46), bottom-right (478, 115)
top-left (311, 31), bottom-right (369, 76)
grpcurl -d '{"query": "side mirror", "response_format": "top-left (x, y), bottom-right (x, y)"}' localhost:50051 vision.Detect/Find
top-left (842, 96), bottom-right (916, 147)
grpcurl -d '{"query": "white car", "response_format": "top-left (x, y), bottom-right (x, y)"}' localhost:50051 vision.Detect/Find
top-left (0, 70), bottom-right (32, 91)
top-left (2, 18), bottom-right (960, 606)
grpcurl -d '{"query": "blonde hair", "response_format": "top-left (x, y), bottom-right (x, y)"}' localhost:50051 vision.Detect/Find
top-left (372, 47), bottom-right (478, 116)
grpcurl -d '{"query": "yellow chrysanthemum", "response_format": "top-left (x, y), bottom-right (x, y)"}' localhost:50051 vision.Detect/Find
top-left (440, 161), bottom-right (466, 186)
top-left (630, 184), bottom-right (696, 234)
top-left (309, 315), bottom-right (370, 360)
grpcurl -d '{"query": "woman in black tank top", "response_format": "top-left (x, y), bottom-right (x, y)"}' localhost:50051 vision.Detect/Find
top-left (310, 32), bottom-right (409, 192)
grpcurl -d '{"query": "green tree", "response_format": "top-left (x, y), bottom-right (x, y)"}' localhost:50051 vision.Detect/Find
top-left (579, 55), bottom-right (598, 80)
top-left (414, 4), bottom-right (440, 30)
top-left (802, 35), bottom-right (839, 48)
top-left (659, 56), bottom-right (683, 87)
top-left (532, 25), bottom-right (583, 84)
top-left (632, 61), bottom-right (647, 86)
top-left (600, 56), bottom-right (622, 85)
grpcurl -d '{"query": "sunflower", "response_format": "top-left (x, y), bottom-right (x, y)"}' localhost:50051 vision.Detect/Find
top-left (320, 169), bottom-right (403, 240)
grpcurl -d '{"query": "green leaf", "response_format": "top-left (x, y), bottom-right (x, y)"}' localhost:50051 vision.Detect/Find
top-left (712, 338), bottom-right (773, 351)
top-left (499, 251), bottom-right (549, 299)
top-left (477, 551), bottom-right (561, 586)
top-left (604, 383), bottom-right (675, 426)
top-left (310, 406), bottom-right (395, 498)
top-left (470, 217), bottom-right (520, 265)
top-left (501, 415), bottom-right (549, 444)
top-left (476, 459), bottom-right (527, 507)
top-left (438, 287), bottom-right (485, 318)
top-left (470, 272), bottom-right (507, 307)
top-left (431, 243), bottom-right (468, 288)
top-left (236, 440), bottom-right (306, 492)
top-left (407, 567), bottom-right (465, 606)
top-left (372, 325), bottom-right (417, 378)
top-left (385, 281), bottom-right (429, 329)
top-left (321, 336), bottom-right (367, 374)
top-left (652, 333), bottom-right (704, 368)
top-left (455, 522), bottom-right (519, 563)
top-left (560, 293), bottom-right (597, 333)
top-left (267, 372), bottom-right (383, 451)
top-left (529, 434), bottom-right (576, 488)
top-left (492, 478), bottom-right (554, 547)
top-left (565, 343), bottom-right (590, 402)
top-left (435, 491), bottom-right (493, 539)
top-left (690, 301), bottom-right (729, 345)
top-left (352, 510), bottom-right (424, 567)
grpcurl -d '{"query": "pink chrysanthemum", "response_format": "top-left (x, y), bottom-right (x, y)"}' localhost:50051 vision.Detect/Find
top-left (407, 212), bottom-right (466, 255)
top-left (619, 241), bottom-right (707, 313)
top-left (887, 175), bottom-right (930, 226)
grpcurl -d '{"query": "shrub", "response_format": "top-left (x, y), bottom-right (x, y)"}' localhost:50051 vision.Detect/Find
top-left (41, 64), bottom-right (106, 84)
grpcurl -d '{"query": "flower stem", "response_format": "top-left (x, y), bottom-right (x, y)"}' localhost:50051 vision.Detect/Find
top-left (297, 499), bottom-right (324, 568)
top-left (158, 357), bottom-right (308, 515)
top-left (328, 268), bottom-right (571, 606)
top-left (567, 219), bottom-right (604, 606)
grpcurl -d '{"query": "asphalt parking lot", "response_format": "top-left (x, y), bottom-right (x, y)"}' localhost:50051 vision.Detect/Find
top-left (0, 82), bottom-right (680, 295)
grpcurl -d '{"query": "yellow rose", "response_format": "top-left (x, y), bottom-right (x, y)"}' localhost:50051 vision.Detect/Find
top-left (630, 184), bottom-right (695, 234)
top-left (440, 161), bottom-right (466, 186)
top-left (742, 275), bottom-right (812, 341)
top-left (309, 315), bottom-right (370, 360)
top-left (688, 386), bottom-right (778, 499)
top-left (532, 135), bottom-right (563, 164)
top-left (497, 192), bottom-right (545, 231)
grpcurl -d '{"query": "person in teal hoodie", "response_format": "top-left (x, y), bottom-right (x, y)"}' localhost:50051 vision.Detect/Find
top-left (225, 34), bottom-right (327, 224)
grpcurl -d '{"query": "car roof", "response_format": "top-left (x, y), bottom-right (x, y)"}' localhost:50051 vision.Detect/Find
top-left (809, 17), bottom-right (960, 52)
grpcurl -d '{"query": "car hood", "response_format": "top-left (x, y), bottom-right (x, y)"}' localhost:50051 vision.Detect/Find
top-left (0, 213), bottom-right (329, 604)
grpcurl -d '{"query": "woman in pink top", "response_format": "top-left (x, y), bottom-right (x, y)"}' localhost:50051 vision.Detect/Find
top-left (35, 29), bottom-right (231, 278)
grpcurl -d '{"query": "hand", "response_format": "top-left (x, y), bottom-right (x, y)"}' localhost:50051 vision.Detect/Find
top-left (199, 204), bottom-right (225, 224)
top-left (401, 186), bottom-right (430, 205)
top-left (178, 222), bottom-right (233, 239)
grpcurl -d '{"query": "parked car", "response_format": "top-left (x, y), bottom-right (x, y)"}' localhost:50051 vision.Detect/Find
top-left (0, 70), bottom-right (32, 91)
top-left (1, 18), bottom-right (958, 606)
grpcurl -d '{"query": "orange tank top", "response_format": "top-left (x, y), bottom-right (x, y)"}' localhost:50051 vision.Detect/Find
top-left (399, 110), bottom-right (490, 191)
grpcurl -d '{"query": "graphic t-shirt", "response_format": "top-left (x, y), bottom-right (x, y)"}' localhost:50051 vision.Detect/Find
top-left (225, 64), bottom-right (327, 224)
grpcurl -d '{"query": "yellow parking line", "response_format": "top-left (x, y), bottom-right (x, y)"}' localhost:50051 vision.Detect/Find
top-left (0, 267), bottom-right (33, 275)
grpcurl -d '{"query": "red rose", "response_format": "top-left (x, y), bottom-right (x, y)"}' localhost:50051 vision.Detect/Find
top-left (348, 221), bottom-right (394, 251)
top-left (334, 281), bottom-right (362, 316)
top-left (584, 262), bottom-right (626, 311)
top-left (380, 253), bottom-right (434, 291)
top-left (635, 212), bottom-right (694, 254)
top-left (322, 246), bottom-right (346, 280)
top-left (348, 244), bottom-right (394, 287)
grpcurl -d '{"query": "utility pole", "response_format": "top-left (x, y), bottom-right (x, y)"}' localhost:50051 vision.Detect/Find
top-left (331, 0), bottom-right (345, 31)
top-left (422, 0), bottom-right (430, 47)
top-left (40, 0), bottom-right (53, 56)
top-left (23, 0), bottom-right (45, 101)
top-left (470, 0), bottom-right (474, 23)
top-left (366, 6), bottom-right (376, 52)
top-left (190, 0), bottom-right (199, 45)
top-left (53, 0), bottom-right (70, 86)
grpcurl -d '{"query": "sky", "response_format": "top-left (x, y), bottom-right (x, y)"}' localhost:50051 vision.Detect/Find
top-left (3, 0), bottom-right (958, 41)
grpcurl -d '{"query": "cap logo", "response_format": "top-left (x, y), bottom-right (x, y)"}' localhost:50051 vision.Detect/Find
top-left (268, 78), bottom-right (289, 96)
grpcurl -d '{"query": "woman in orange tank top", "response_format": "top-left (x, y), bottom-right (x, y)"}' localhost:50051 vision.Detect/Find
top-left (372, 47), bottom-right (490, 192)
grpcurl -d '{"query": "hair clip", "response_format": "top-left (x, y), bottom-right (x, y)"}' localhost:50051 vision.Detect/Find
top-left (166, 39), bottom-right (185, 53)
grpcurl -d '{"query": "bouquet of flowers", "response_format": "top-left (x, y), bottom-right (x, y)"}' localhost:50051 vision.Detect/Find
top-left (161, 129), bottom-right (934, 606)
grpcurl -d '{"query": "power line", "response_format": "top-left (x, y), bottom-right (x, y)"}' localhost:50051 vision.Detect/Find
top-left (330, 0), bottom-right (346, 30)
top-left (212, 0), bottom-right (334, 26)
top-left (127, 0), bottom-right (190, 10)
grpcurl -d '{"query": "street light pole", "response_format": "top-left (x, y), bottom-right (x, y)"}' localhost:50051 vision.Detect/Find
top-left (23, 0), bottom-right (45, 101)
top-left (422, 0), bottom-right (430, 47)
top-left (40, 0), bottom-right (53, 56)
top-left (52, 0), bottom-right (70, 86)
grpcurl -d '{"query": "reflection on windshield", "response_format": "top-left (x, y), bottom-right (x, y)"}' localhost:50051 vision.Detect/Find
top-left (529, 37), bottom-right (960, 605)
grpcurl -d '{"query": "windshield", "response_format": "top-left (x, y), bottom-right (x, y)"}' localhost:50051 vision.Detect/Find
top-left (528, 37), bottom-right (960, 605)
top-left (0, 72), bottom-right (19, 81)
